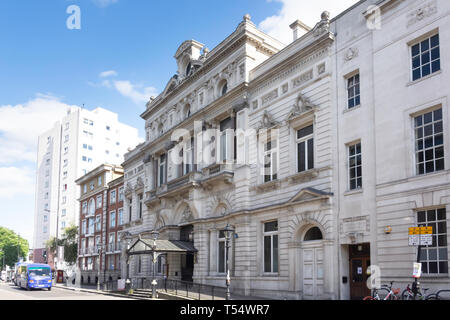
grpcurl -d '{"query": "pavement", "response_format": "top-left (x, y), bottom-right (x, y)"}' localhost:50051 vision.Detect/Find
top-left (0, 281), bottom-right (132, 300)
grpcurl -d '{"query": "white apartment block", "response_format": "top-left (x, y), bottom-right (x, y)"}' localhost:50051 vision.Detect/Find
top-left (33, 107), bottom-right (141, 268)
top-left (117, 0), bottom-right (450, 300)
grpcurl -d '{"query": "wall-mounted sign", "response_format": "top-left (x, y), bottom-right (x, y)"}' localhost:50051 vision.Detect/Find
top-left (408, 227), bottom-right (433, 246)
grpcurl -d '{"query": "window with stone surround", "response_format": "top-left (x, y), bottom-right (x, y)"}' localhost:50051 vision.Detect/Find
top-left (263, 221), bottom-right (279, 273)
top-left (418, 208), bottom-right (448, 275)
top-left (348, 142), bottom-right (362, 190)
top-left (414, 108), bottom-right (444, 175)
top-left (347, 73), bottom-right (360, 109)
top-left (264, 139), bottom-right (278, 183)
top-left (218, 230), bottom-right (226, 274)
top-left (411, 33), bottom-right (440, 81)
top-left (297, 124), bottom-right (314, 173)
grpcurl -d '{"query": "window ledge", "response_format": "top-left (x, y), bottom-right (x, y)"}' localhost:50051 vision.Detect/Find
top-left (407, 70), bottom-right (442, 87)
top-left (344, 188), bottom-right (363, 196)
top-left (343, 104), bottom-right (361, 114)
top-left (255, 180), bottom-right (281, 192)
top-left (288, 169), bottom-right (319, 184)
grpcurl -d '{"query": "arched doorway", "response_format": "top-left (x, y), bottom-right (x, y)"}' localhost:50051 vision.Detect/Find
top-left (301, 226), bottom-right (324, 300)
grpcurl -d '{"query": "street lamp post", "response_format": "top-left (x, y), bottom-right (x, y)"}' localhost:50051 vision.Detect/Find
top-left (221, 224), bottom-right (235, 301)
top-left (96, 243), bottom-right (103, 291)
top-left (151, 230), bottom-right (159, 299)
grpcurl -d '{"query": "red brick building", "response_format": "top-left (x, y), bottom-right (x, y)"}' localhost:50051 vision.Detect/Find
top-left (75, 164), bottom-right (123, 285)
top-left (104, 175), bottom-right (124, 281)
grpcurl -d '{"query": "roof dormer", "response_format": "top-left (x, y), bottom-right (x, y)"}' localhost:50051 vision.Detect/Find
top-left (175, 40), bottom-right (205, 79)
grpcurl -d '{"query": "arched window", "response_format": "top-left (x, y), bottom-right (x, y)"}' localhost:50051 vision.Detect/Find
top-left (185, 62), bottom-right (192, 76)
top-left (304, 227), bottom-right (323, 241)
top-left (221, 81), bottom-right (228, 96)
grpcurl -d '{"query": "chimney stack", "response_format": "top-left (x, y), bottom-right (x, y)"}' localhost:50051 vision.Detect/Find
top-left (289, 20), bottom-right (311, 41)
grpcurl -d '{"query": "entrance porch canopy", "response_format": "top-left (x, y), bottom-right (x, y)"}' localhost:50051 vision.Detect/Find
top-left (127, 238), bottom-right (198, 256)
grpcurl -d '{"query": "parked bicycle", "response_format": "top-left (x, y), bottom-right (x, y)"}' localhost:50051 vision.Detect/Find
top-left (401, 282), bottom-right (430, 300)
top-left (363, 282), bottom-right (401, 300)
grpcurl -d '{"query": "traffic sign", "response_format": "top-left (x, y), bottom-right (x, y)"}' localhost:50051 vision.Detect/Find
top-left (408, 226), bottom-right (433, 246)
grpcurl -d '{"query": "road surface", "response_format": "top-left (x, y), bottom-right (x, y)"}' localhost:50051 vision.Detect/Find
top-left (0, 282), bottom-right (131, 300)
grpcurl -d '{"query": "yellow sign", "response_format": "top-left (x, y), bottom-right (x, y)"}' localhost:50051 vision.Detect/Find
top-left (409, 227), bottom-right (432, 235)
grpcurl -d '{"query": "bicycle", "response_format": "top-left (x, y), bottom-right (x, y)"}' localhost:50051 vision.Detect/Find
top-left (401, 282), bottom-right (430, 300)
top-left (363, 282), bottom-right (401, 300)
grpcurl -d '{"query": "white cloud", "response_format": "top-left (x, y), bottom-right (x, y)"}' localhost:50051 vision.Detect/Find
top-left (0, 166), bottom-right (35, 198)
top-left (92, 0), bottom-right (118, 8)
top-left (113, 81), bottom-right (158, 106)
top-left (0, 95), bottom-right (79, 165)
top-left (259, 0), bottom-right (360, 44)
top-left (99, 70), bottom-right (118, 78)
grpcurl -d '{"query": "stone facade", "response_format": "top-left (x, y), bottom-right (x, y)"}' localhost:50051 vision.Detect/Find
top-left (119, 0), bottom-right (450, 300)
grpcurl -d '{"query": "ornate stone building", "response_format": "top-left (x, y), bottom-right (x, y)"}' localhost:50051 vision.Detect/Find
top-left (119, 0), bottom-right (450, 300)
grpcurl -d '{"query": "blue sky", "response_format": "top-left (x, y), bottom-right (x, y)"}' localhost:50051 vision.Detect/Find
top-left (0, 0), bottom-right (358, 247)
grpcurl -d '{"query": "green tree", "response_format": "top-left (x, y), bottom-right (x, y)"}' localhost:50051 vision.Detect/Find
top-left (63, 225), bottom-right (78, 265)
top-left (0, 227), bottom-right (29, 269)
top-left (45, 225), bottom-right (78, 266)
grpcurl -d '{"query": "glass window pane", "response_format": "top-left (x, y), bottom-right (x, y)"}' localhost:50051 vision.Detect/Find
top-left (438, 248), bottom-right (448, 261)
top-left (417, 151), bottom-right (424, 163)
top-left (307, 139), bottom-right (314, 170)
top-left (298, 142), bottom-right (305, 172)
top-left (218, 241), bottom-right (225, 273)
top-left (431, 47), bottom-right (440, 61)
top-left (424, 125), bottom-right (433, 137)
top-left (425, 161), bottom-right (434, 173)
top-left (437, 208), bottom-right (446, 221)
top-left (438, 222), bottom-right (447, 234)
top-left (355, 96), bottom-right (360, 106)
top-left (273, 235), bottom-right (278, 273)
top-left (413, 69), bottom-right (421, 81)
top-left (438, 261), bottom-right (448, 274)
top-left (438, 235), bottom-right (447, 247)
top-left (425, 137), bottom-right (433, 149)
top-left (412, 56), bottom-right (420, 69)
top-left (429, 262), bottom-right (438, 274)
top-left (428, 249), bottom-right (438, 261)
top-left (264, 236), bottom-right (271, 272)
top-left (434, 109), bottom-right (442, 121)
top-left (264, 221), bottom-right (278, 232)
top-left (432, 60), bottom-right (441, 73)
top-left (415, 115), bottom-right (423, 127)
top-left (421, 39), bottom-right (430, 51)
top-left (425, 149), bottom-right (434, 161)
top-left (298, 125), bottom-right (313, 139)
top-left (435, 159), bottom-right (444, 171)
top-left (417, 139), bottom-right (424, 151)
top-left (434, 122), bottom-right (443, 134)
top-left (412, 44), bottom-right (420, 57)
top-left (416, 128), bottom-right (423, 139)
top-left (430, 35), bottom-right (439, 48)
top-left (417, 211), bottom-right (426, 223)
top-left (422, 52), bottom-right (430, 64)
top-left (422, 64), bottom-right (431, 77)
top-left (435, 134), bottom-right (443, 146)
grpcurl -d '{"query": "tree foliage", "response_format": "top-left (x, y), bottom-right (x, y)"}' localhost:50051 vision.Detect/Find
top-left (0, 227), bottom-right (29, 269)
top-left (45, 225), bottom-right (79, 266)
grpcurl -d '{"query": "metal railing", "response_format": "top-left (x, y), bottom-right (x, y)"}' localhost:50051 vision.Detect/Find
top-left (157, 278), bottom-right (227, 300)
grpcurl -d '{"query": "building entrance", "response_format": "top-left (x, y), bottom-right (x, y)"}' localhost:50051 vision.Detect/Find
top-left (349, 243), bottom-right (371, 300)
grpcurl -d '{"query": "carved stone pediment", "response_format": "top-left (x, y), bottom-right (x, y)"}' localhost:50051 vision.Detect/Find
top-left (124, 183), bottom-right (133, 196)
top-left (134, 177), bottom-right (144, 191)
top-left (181, 205), bottom-right (194, 223)
top-left (257, 110), bottom-right (280, 131)
top-left (286, 94), bottom-right (318, 122)
top-left (288, 187), bottom-right (333, 203)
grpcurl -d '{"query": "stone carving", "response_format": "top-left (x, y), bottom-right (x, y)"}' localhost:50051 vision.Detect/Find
top-left (135, 177), bottom-right (144, 191)
top-left (407, 1), bottom-right (437, 27)
top-left (344, 48), bottom-right (359, 62)
top-left (317, 63), bottom-right (326, 75)
top-left (292, 70), bottom-right (313, 88)
top-left (182, 205), bottom-right (193, 222)
top-left (312, 11), bottom-right (331, 37)
top-left (261, 89), bottom-right (278, 106)
top-left (282, 83), bottom-right (289, 94)
top-left (258, 110), bottom-right (279, 130)
top-left (286, 93), bottom-right (317, 121)
top-left (239, 64), bottom-right (245, 79)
